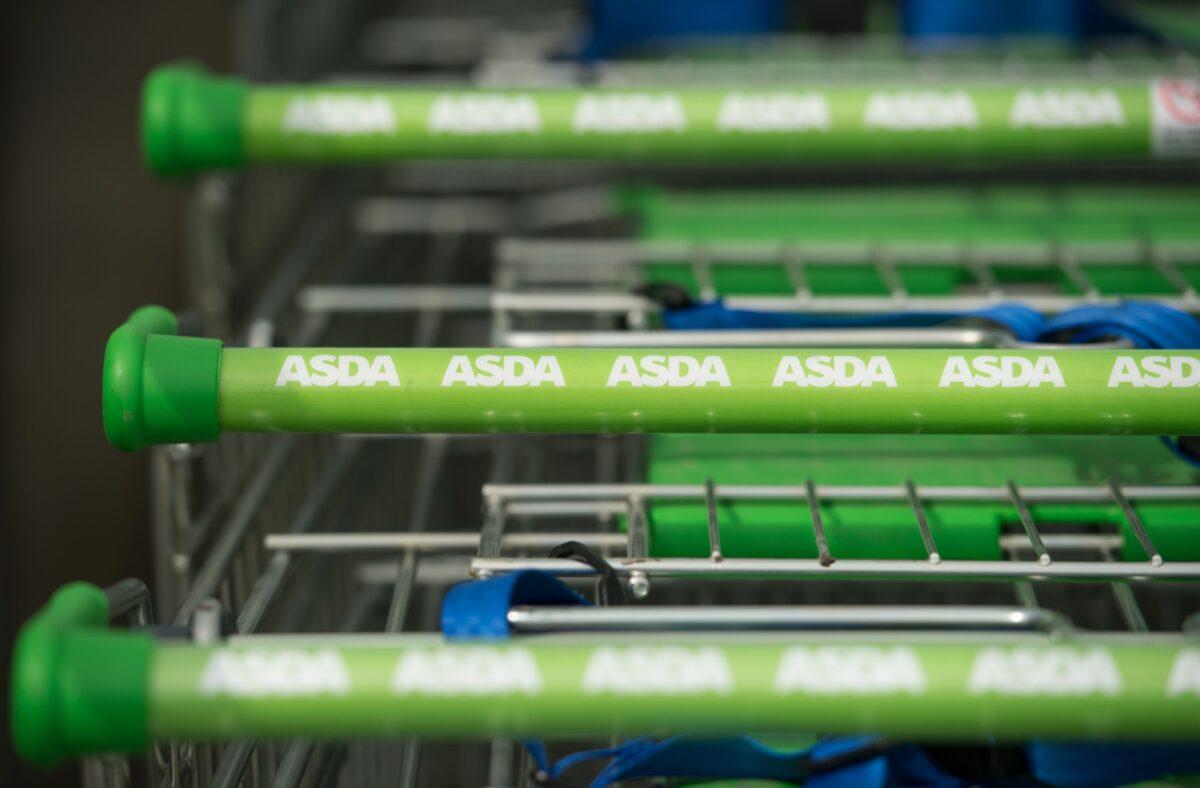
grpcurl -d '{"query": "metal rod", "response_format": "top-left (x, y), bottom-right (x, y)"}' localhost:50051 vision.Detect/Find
top-left (384, 552), bottom-right (418, 634)
top-left (470, 556), bottom-right (1196, 580)
top-left (481, 482), bottom-right (1200, 504)
top-left (626, 496), bottom-right (651, 600)
top-left (236, 439), bottom-right (362, 634)
top-left (271, 740), bottom-right (315, 788)
top-left (267, 532), bottom-right (628, 553)
top-left (692, 246), bottom-right (716, 301)
top-left (299, 285), bottom-right (493, 314)
top-left (499, 238), bottom-right (1200, 270)
top-left (703, 479), bottom-right (723, 562)
top-left (502, 327), bottom-right (1006, 349)
top-left (103, 579), bottom-right (152, 625)
top-left (1109, 480), bottom-right (1164, 567)
top-left (175, 436), bottom-right (296, 624)
top-left (805, 479), bottom-right (834, 567)
top-left (1006, 481), bottom-right (1052, 566)
top-left (905, 479), bottom-right (940, 565)
top-left (505, 605), bottom-right (1072, 634)
top-left (1055, 246), bottom-right (1099, 300)
top-left (626, 497), bottom-right (648, 560)
top-left (478, 496), bottom-right (506, 560)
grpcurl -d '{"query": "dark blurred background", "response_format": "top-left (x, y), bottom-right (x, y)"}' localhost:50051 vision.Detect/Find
top-left (2, 3), bottom-right (231, 785)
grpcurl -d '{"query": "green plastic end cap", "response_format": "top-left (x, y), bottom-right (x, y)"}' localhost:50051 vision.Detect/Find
top-left (103, 305), bottom-right (223, 452)
top-left (141, 62), bottom-right (246, 177)
top-left (11, 583), bottom-right (152, 767)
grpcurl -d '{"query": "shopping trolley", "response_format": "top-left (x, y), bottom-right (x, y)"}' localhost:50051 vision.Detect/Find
top-left (13, 292), bottom-right (1200, 782)
top-left (14, 29), bottom-right (1200, 785)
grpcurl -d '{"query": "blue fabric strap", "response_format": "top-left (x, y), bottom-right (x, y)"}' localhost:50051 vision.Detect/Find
top-left (1039, 301), bottom-right (1200, 349)
top-left (661, 299), bottom-right (1200, 350)
top-left (440, 570), bottom-right (589, 640)
top-left (662, 300), bottom-right (1047, 342)
top-left (1028, 742), bottom-right (1200, 787)
top-left (524, 735), bottom-right (962, 787)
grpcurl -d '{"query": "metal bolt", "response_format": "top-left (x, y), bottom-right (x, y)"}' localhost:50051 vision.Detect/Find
top-left (626, 571), bottom-right (650, 600)
top-left (191, 599), bottom-right (224, 645)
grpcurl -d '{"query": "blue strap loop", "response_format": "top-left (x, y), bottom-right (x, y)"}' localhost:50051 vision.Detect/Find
top-left (440, 570), bottom-right (588, 640)
top-left (661, 298), bottom-right (1200, 349)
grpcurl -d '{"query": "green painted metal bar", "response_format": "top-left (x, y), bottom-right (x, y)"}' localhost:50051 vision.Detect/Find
top-left (142, 63), bottom-right (1200, 176)
top-left (11, 584), bottom-right (1200, 767)
top-left (103, 307), bottom-right (1200, 451)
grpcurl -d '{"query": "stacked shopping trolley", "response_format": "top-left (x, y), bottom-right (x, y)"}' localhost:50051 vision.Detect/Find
top-left (11, 18), bottom-right (1200, 788)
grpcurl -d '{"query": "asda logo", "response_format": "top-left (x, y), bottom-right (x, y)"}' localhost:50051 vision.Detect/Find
top-left (441, 354), bottom-right (565, 387)
top-left (282, 95), bottom-right (396, 135)
top-left (717, 92), bottom-right (830, 132)
top-left (199, 649), bottom-right (350, 697)
top-left (1108, 356), bottom-right (1200, 388)
top-left (968, 646), bottom-right (1120, 696)
top-left (1010, 89), bottom-right (1125, 128)
top-left (391, 647), bottom-right (542, 696)
top-left (864, 90), bottom-right (978, 130)
top-left (606, 355), bottom-right (730, 388)
top-left (427, 94), bottom-right (541, 135)
top-left (581, 646), bottom-right (732, 695)
top-left (772, 355), bottom-right (896, 388)
top-left (774, 646), bottom-right (926, 695)
top-left (938, 356), bottom-right (1065, 388)
top-left (1167, 649), bottom-right (1200, 697)
top-left (275, 355), bottom-right (401, 387)
top-left (572, 94), bottom-right (686, 133)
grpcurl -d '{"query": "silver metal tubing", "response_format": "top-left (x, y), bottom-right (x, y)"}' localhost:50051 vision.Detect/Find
top-left (805, 479), bottom-right (833, 567)
top-left (498, 238), bottom-right (1200, 269)
top-left (1109, 480), bottom-right (1165, 567)
top-left (103, 579), bottom-right (152, 625)
top-left (298, 285), bottom-right (492, 314)
top-left (998, 533), bottom-right (1123, 551)
top-left (905, 479), bottom-right (941, 564)
top-left (721, 293), bottom-right (1197, 314)
top-left (481, 482), bottom-right (1200, 504)
top-left (385, 551), bottom-right (418, 633)
top-left (236, 439), bottom-right (362, 634)
top-left (471, 556), bottom-right (1200, 581)
top-left (704, 478), bottom-right (723, 562)
top-left (266, 532), bottom-right (628, 553)
top-left (271, 740), bottom-right (315, 788)
top-left (502, 327), bottom-right (1006, 348)
top-left (505, 605), bottom-right (1072, 634)
top-left (210, 741), bottom-right (255, 788)
top-left (175, 435), bottom-right (296, 624)
top-left (301, 284), bottom-right (1197, 322)
top-left (626, 498), bottom-right (649, 560)
top-left (1006, 480), bottom-right (1052, 567)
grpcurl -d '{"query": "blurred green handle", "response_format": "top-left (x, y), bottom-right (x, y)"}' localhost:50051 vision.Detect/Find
top-left (143, 63), bottom-right (1200, 176)
top-left (11, 583), bottom-right (1200, 766)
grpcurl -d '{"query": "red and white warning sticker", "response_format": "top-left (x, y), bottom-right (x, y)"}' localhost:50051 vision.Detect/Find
top-left (1151, 79), bottom-right (1200, 158)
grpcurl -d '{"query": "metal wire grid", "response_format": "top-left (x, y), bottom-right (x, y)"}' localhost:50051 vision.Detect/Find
top-left (290, 231), bottom-right (1200, 353)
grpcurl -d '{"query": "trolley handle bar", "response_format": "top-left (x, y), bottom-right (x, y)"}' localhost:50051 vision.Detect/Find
top-left (103, 306), bottom-right (1200, 450)
top-left (10, 583), bottom-right (1200, 768)
top-left (141, 63), bottom-right (1188, 177)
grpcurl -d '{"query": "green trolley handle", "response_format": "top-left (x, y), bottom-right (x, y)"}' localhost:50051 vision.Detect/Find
top-left (142, 63), bottom-right (1198, 176)
top-left (102, 306), bottom-right (1200, 451)
top-left (10, 583), bottom-right (1200, 767)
